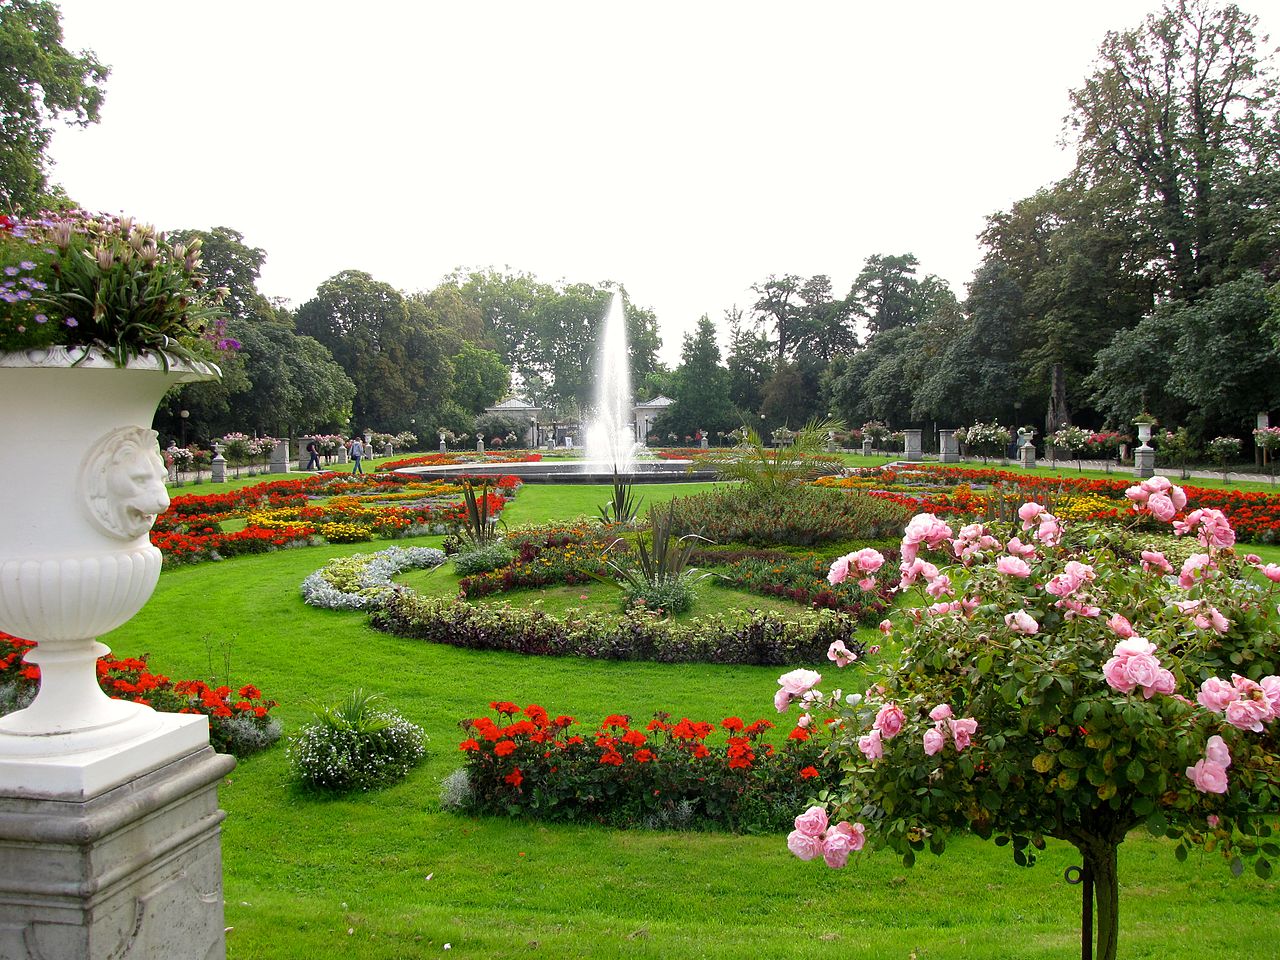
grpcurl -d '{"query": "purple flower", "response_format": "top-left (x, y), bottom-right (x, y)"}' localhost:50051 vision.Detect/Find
top-left (19, 261), bottom-right (35, 270)
top-left (3, 266), bottom-right (17, 276)
top-left (34, 314), bottom-right (47, 324)
top-left (65, 318), bottom-right (79, 327)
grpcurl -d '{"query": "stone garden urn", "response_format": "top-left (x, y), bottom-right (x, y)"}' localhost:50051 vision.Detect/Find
top-left (0, 347), bottom-right (219, 788)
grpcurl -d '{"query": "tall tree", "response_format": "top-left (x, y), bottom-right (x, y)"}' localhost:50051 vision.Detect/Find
top-left (725, 306), bottom-right (773, 417)
top-left (657, 315), bottom-right (736, 439)
top-left (848, 253), bottom-right (920, 337)
top-left (449, 341), bottom-right (509, 413)
top-left (1066, 0), bottom-right (1280, 296)
top-left (794, 274), bottom-right (858, 361)
top-left (0, 1), bottom-right (107, 210)
top-left (751, 274), bottom-right (804, 361)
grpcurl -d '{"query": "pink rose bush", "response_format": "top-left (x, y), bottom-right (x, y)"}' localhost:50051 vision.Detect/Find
top-left (772, 478), bottom-right (1280, 958)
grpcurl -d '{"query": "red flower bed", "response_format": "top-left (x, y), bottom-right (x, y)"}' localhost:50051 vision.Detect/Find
top-left (0, 632), bottom-right (278, 756)
top-left (381, 452), bottom-right (542, 471)
top-left (456, 701), bottom-right (831, 832)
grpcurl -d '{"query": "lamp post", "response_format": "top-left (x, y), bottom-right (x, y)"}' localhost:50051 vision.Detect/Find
top-left (530, 417), bottom-right (537, 449)
top-left (179, 408), bottom-right (189, 447)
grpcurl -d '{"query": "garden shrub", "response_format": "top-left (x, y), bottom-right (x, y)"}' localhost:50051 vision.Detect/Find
top-left (453, 702), bottom-right (828, 833)
top-left (665, 485), bottom-right (908, 546)
top-left (288, 689), bottom-right (427, 792)
top-left (451, 539), bottom-right (517, 576)
top-left (372, 594), bottom-right (870, 667)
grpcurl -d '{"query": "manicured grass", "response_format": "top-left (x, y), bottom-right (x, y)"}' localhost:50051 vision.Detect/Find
top-left (98, 484), bottom-right (1279, 959)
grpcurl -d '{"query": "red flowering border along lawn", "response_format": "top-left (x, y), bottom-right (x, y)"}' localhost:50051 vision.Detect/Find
top-left (0, 632), bottom-right (277, 756)
top-left (152, 468), bottom-right (523, 565)
top-left (456, 701), bottom-right (831, 832)
top-left (837, 465), bottom-right (1280, 544)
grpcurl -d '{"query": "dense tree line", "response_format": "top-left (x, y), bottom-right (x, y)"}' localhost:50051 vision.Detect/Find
top-left (654, 0), bottom-right (1280, 452)
top-left (6, 0), bottom-right (1279, 452)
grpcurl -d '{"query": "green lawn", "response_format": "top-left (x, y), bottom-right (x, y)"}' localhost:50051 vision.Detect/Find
top-left (100, 478), bottom-right (1280, 959)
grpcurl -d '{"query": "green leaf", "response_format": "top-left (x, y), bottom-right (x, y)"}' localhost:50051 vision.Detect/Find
top-left (1231, 856), bottom-right (1245, 878)
top-left (1175, 843), bottom-right (1188, 862)
top-left (1255, 858), bottom-right (1273, 880)
top-left (1125, 758), bottom-right (1145, 784)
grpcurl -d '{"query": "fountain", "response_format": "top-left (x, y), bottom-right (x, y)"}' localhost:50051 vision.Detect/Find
top-left (584, 291), bottom-right (638, 473)
top-left (395, 292), bottom-right (719, 483)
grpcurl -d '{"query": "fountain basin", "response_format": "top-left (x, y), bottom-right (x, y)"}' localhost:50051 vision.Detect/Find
top-left (393, 458), bottom-right (720, 484)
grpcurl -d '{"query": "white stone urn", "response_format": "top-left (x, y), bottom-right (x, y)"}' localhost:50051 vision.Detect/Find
top-left (1134, 421), bottom-right (1154, 446)
top-left (0, 347), bottom-right (219, 795)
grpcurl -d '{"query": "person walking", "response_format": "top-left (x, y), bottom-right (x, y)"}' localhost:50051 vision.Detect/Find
top-left (305, 439), bottom-right (321, 471)
top-left (349, 435), bottom-right (365, 475)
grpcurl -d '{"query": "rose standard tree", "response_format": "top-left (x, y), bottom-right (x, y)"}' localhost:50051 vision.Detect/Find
top-left (779, 481), bottom-right (1280, 960)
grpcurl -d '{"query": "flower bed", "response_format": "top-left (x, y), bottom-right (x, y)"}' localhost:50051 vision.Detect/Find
top-left (456, 522), bottom-right (615, 597)
top-left (451, 701), bottom-right (829, 832)
top-left (372, 594), bottom-right (870, 667)
top-left (381, 451), bottom-right (542, 471)
top-left (717, 550), bottom-right (899, 620)
top-left (151, 472), bottom-right (517, 565)
top-left (301, 546), bottom-right (447, 610)
top-left (825, 465), bottom-right (1280, 544)
top-left (0, 632), bottom-right (280, 757)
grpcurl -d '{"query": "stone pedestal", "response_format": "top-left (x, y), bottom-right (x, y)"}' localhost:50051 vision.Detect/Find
top-left (439, 440), bottom-right (447, 452)
top-left (0, 744), bottom-right (234, 960)
top-left (269, 439), bottom-right (289, 474)
top-left (1020, 443), bottom-right (1037, 469)
top-left (476, 439), bottom-right (485, 453)
top-left (210, 445), bottom-right (226, 483)
top-left (383, 443), bottom-right (393, 457)
top-left (337, 445), bottom-right (348, 464)
top-left (701, 436), bottom-right (709, 450)
top-left (938, 429), bottom-right (960, 463)
top-left (1134, 444), bottom-right (1155, 478)
top-left (904, 429), bottom-right (923, 462)
top-left (861, 439), bottom-right (873, 456)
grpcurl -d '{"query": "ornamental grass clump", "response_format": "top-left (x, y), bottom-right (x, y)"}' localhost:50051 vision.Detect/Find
top-left (288, 689), bottom-right (427, 792)
top-left (598, 501), bottom-right (713, 615)
top-left (774, 477), bottom-right (1280, 960)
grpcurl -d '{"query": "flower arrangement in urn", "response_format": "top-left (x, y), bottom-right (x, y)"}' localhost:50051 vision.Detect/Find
top-left (0, 210), bottom-right (231, 366)
top-left (777, 477), bottom-right (1280, 959)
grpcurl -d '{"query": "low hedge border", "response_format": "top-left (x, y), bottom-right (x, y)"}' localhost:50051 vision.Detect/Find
top-left (370, 592), bottom-right (871, 667)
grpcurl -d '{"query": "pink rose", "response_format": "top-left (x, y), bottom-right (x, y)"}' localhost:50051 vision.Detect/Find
top-left (793, 805), bottom-right (829, 837)
top-left (1106, 614), bottom-right (1136, 638)
top-left (1197, 677), bottom-right (1234, 713)
top-left (858, 728), bottom-right (884, 760)
top-left (797, 713), bottom-right (812, 728)
top-left (1146, 492), bottom-right (1176, 522)
top-left (1192, 605), bottom-right (1230, 634)
top-left (774, 688), bottom-right (794, 713)
top-left (1004, 609), bottom-right (1039, 635)
top-left (857, 577), bottom-right (876, 591)
top-left (1124, 482), bottom-right (1150, 505)
top-left (925, 574), bottom-right (953, 598)
top-left (1178, 553), bottom-right (1214, 588)
top-left (873, 703), bottom-right (905, 739)
top-left (1006, 537), bottom-right (1036, 558)
top-left (1186, 759), bottom-right (1229, 794)
top-left (1123, 652), bottom-right (1162, 691)
top-left (1034, 516), bottom-right (1063, 547)
top-left (827, 556), bottom-right (850, 585)
top-left (1017, 502), bottom-right (1045, 526)
top-left (1103, 655), bottom-right (1135, 694)
top-left (1261, 676), bottom-right (1280, 720)
top-left (778, 668), bottom-right (822, 697)
top-left (878, 619), bottom-right (893, 635)
top-left (787, 829), bottom-right (824, 861)
top-left (827, 640), bottom-right (857, 668)
top-left (1141, 549), bottom-right (1173, 574)
top-left (923, 727), bottom-right (946, 756)
top-left (928, 704), bottom-right (954, 722)
top-left (821, 829), bottom-right (856, 868)
top-left (1146, 668), bottom-right (1177, 698)
top-left (851, 548), bottom-right (885, 575)
top-left (1259, 563), bottom-right (1280, 583)
top-left (1204, 735), bottom-right (1232, 768)
top-left (996, 556), bottom-right (1031, 578)
top-left (829, 819), bottom-right (866, 852)
top-left (949, 717), bottom-right (978, 751)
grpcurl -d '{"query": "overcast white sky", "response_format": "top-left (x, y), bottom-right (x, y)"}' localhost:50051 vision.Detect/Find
top-left (47, 0), bottom-right (1277, 365)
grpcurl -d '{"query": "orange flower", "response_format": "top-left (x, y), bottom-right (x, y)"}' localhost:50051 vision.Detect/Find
top-left (504, 767), bottom-right (523, 787)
